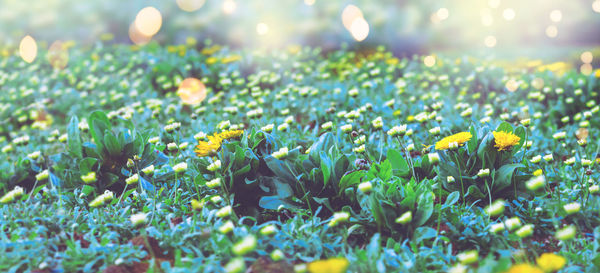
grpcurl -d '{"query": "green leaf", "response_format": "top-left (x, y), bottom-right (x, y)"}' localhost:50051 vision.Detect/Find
top-left (496, 121), bottom-right (513, 133)
top-left (67, 116), bottom-right (82, 158)
top-left (320, 151), bottom-right (331, 186)
top-left (88, 111), bottom-right (112, 155)
top-left (104, 132), bottom-right (121, 157)
top-left (467, 126), bottom-right (478, 154)
top-left (338, 170), bottom-right (366, 193)
top-left (444, 191), bottom-right (460, 207)
top-left (79, 157), bottom-right (99, 174)
top-left (413, 226), bottom-right (437, 241)
top-left (495, 163), bottom-right (524, 191)
top-left (369, 194), bottom-right (385, 229)
top-left (388, 149), bottom-right (409, 175)
top-left (414, 192), bottom-right (434, 226)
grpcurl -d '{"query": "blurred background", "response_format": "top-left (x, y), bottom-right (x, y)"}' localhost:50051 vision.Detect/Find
top-left (1, 0), bottom-right (600, 58)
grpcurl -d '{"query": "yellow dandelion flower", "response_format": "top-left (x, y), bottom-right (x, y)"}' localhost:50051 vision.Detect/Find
top-left (307, 257), bottom-right (349, 273)
top-left (493, 131), bottom-right (520, 151)
top-left (435, 132), bottom-right (472, 150)
top-left (195, 134), bottom-right (222, 157)
top-left (221, 54), bottom-right (242, 64)
top-left (536, 253), bottom-right (566, 272)
top-left (504, 264), bottom-right (543, 273)
top-left (218, 130), bottom-right (244, 140)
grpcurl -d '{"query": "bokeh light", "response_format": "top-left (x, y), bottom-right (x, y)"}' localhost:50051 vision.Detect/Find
top-left (502, 8), bottom-right (515, 21)
top-left (549, 10), bottom-right (562, 23)
top-left (436, 8), bottom-right (449, 21)
top-left (424, 55), bottom-right (436, 67)
top-left (223, 0), bottom-right (236, 14)
top-left (342, 5), bottom-right (363, 30)
top-left (593, 0), bottom-right (600, 13)
top-left (177, 78), bottom-right (207, 105)
top-left (256, 23), bottom-right (269, 36)
top-left (349, 17), bottom-right (369, 42)
top-left (488, 0), bottom-right (501, 9)
top-left (484, 35), bottom-right (497, 47)
top-left (304, 0), bottom-right (316, 6)
top-left (581, 51), bottom-right (593, 64)
top-left (531, 78), bottom-right (544, 90)
top-left (47, 41), bottom-right (69, 69)
top-left (134, 6), bottom-right (162, 37)
top-left (505, 79), bottom-right (519, 92)
top-left (545, 25), bottom-right (558, 38)
top-left (19, 35), bottom-right (37, 63)
top-left (176, 0), bottom-right (206, 12)
top-left (580, 63), bottom-right (593, 75)
top-left (129, 23), bottom-right (152, 45)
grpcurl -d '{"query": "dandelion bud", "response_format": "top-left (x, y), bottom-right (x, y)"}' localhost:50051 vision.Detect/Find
top-left (371, 117), bottom-right (383, 129)
top-left (395, 211), bottom-right (412, 224)
top-left (328, 211), bottom-right (350, 227)
top-left (457, 250), bottom-right (478, 265)
top-left (207, 160), bottom-right (222, 172)
top-left (216, 205), bottom-right (232, 218)
top-left (167, 142), bottom-right (178, 151)
top-left (224, 257), bottom-right (246, 273)
top-left (477, 168), bottom-right (490, 178)
top-left (358, 181), bottom-right (373, 193)
top-left (148, 136), bottom-right (160, 144)
top-left (191, 199), bottom-right (204, 210)
top-left (130, 213), bottom-right (147, 226)
top-left (563, 202), bottom-right (581, 215)
top-left (504, 217), bottom-right (522, 231)
top-left (36, 170), bottom-right (50, 181)
top-left (321, 121), bottom-right (333, 130)
top-left (428, 152), bottom-right (440, 165)
top-left (218, 220), bottom-right (234, 234)
top-left (564, 157), bottom-right (575, 165)
top-left (555, 225), bottom-right (576, 241)
top-left (173, 162), bottom-right (188, 173)
top-left (272, 147), bottom-right (289, 159)
top-left (142, 165), bottom-right (155, 176)
top-left (526, 175), bottom-right (546, 191)
top-left (206, 178), bottom-right (222, 188)
top-left (353, 144), bottom-right (366, 153)
top-left (260, 225), bottom-right (278, 236)
top-left (484, 199), bottom-right (505, 217)
top-left (270, 249), bottom-right (285, 261)
top-left (89, 190), bottom-right (114, 208)
top-left (126, 173), bottom-right (139, 185)
top-left (81, 172), bottom-right (97, 184)
top-left (341, 124), bottom-right (353, 133)
top-left (516, 224), bottom-right (534, 238)
top-left (533, 169), bottom-right (543, 176)
top-left (552, 131), bottom-right (566, 140)
top-left (489, 223), bottom-right (505, 234)
top-left (232, 235), bottom-right (257, 256)
top-left (28, 151), bottom-right (41, 160)
top-left (277, 123), bottom-right (289, 132)
top-left (0, 186), bottom-right (24, 204)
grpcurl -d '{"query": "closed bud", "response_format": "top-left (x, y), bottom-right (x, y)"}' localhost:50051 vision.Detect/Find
top-left (232, 235), bottom-right (257, 256)
top-left (555, 225), bottom-right (576, 241)
top-left (358, 181), bottom-right (373, 193)
top-left (457, 250), bottom-right (478, 265)
top-left (395, 211), bottom-right (412, 224)
top-left (516, 224), bottom-right (534, 238)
